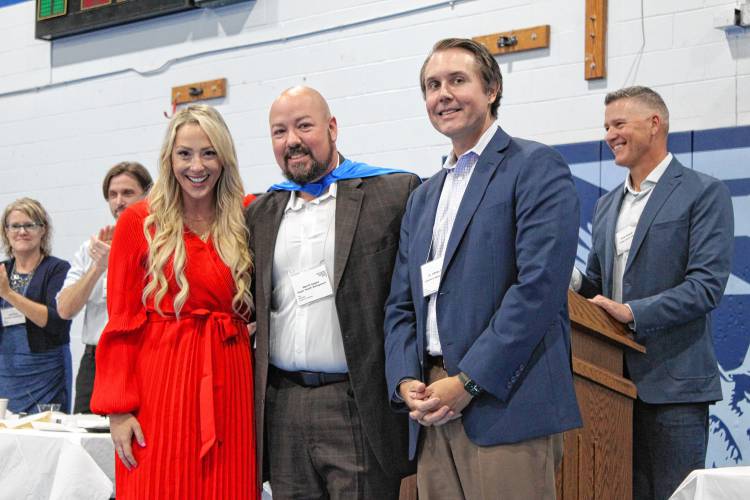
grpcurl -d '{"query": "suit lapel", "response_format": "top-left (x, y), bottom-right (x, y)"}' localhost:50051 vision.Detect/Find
top-left (442, 128), bottom-right (509, 274)
top-left (334, 178), bottom-right (364, 291)
top-left (414, 170), bottom-right (447, 268)
top-left (624, 159), bottom-right (682, 274)
top-left (412, 171), bottom-right (446, 357)
top-left (603, 188), bottom-right (625, 298)
top-left (256, 192), bottom-right (289, 307)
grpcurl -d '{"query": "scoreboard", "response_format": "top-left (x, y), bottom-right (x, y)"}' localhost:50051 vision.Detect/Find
top-left (35, 0), bottom-right (249, 40)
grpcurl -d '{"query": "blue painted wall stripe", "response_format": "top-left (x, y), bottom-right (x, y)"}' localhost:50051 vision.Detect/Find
top-left (0, 0), bottom-right (29, 7)
top-left (694, 125), bottom-right (750, 152)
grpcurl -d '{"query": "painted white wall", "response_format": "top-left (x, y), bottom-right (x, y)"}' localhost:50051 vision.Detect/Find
top-left (0, 0), bottom-right (748, 393)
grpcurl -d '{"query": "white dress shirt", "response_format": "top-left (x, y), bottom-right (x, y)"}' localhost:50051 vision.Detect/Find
top-left (426, 124), bottom-right (498, 355)
top-left (58, 239), bottom-right (108, 346)
top-left (612, 153), bottom-right (673, 303)
top-left (269, 183), bottom-right (347, 373)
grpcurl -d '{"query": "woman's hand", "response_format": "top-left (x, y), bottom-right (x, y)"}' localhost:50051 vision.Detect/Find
top-left (0, 264), bottom-right (11, 300)
top-left (109, 412), bottom-right (146, 470)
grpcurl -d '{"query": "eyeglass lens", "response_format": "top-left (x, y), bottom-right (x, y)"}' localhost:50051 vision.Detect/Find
top-left (6, 223), bottom-right (43, 232)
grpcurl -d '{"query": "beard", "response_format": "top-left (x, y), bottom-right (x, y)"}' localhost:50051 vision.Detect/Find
top-left (281, 140), bottom-right (336, 185)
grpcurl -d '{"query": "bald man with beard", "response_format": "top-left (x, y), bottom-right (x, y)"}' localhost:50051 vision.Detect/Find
top-left (246, 87), bottom-right (419, 499)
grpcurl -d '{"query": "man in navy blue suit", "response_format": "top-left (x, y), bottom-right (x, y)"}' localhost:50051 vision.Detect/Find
top-left (572, 86), bottom-right (734, 499)
top-left (384, 38), bottom-right (581, 498)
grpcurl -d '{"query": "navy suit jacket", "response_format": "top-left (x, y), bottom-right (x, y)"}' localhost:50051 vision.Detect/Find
top-left (384, 127), bottom-right (582, 459)
top-left (579, 157), bottom-right (734, 404)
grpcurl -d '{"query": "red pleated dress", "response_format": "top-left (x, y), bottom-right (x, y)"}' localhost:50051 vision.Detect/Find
top-left (91, 201), bottom-right (256, 500)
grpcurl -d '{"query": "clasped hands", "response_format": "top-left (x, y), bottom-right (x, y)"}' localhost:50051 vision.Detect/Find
top-left (399, 375), bottom-right (473, 427)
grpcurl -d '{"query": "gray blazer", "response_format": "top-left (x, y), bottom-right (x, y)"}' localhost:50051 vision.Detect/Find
top-left (580, 157), bottom-right (734, 404)
top-left (246, 172), bottom-right (420, 490)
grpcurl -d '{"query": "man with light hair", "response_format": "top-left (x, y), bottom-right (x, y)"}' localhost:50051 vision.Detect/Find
top-left (571, 85), bottom-right (734, 499)
top-left (58, 161), bottom-right (152, 414)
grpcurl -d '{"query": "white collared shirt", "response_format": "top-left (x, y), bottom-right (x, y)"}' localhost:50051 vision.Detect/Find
top-left (58, 239), bottom-right (107, 345)
top-left (269, 183), bottom-right (347, 373)
top-left (426, 123), bottom-right (498, 355)
top-left (612, 153), bottom-right (673, 303)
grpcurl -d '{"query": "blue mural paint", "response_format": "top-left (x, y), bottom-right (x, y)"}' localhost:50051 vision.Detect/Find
top-left (557, 124), bottom-right (750, 468)
top-left (694, 126), bottom-right (750, 468)
top-left (0, 0), bottom-right (29, 8)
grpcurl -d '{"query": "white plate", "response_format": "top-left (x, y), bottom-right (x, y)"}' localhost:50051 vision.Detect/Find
top-left (76, 415), bottom-right (110, 432)
top-left (30, 421), bottom-right (78, 432)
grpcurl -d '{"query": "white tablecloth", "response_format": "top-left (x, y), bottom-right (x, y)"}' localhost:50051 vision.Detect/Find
top-left (670, 466), bottom-right (750, 500)
top-left (0, 428), bottom-right (114, 500)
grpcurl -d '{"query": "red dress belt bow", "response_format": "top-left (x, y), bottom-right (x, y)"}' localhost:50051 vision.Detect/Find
top-left (148, 309), bottom-right (246, 459)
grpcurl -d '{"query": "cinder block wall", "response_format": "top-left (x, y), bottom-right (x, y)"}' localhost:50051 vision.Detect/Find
top-left (0, 2), bottom-right (747, 447)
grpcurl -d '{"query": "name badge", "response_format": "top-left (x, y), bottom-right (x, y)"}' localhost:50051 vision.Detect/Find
top-left (1, 307), bottom-right (26, 327)
top-left (289, 264), bottom-right (334, 306)
top-left (615, 227), bottom-right (635, 256)
top-left (421, 257), bottom-right (443, 297)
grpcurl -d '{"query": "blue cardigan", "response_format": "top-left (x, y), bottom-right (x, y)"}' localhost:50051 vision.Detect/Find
top-left (1, 255), bottom-right (72, 352)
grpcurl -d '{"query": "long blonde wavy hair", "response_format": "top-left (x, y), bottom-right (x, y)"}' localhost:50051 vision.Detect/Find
top-left (143, 104), bottom-right (253, 317)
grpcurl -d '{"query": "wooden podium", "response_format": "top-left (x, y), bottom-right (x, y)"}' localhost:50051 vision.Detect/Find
top-left (558, 290), bottom-right (645, 500)
top-left (398, 290), bottom-right (644, 500)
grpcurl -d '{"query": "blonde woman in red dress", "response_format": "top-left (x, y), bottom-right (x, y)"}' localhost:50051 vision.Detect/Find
top-left (91, 105), bottom-right (256, 499)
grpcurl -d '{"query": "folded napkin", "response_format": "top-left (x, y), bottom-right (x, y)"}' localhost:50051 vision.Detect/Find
top-left (0, 411), bottom-right (56, 429)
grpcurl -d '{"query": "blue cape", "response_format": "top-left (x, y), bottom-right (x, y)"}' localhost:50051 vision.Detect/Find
top-left (269, 158), bottom-right (413, 197)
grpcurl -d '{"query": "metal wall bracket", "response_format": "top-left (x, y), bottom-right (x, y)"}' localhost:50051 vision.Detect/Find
top-left (473, 25), bottom-right (550, 56)
top-left (171, 78), bottom-right (227, 105)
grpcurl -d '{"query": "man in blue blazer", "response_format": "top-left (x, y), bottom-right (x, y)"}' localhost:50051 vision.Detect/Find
top-left (572, 86), bottom-right (734, 500)
top-left (384, 38), bottom-right (581, 499)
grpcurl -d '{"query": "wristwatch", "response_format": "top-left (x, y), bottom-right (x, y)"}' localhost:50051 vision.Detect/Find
top-left (458, 372), bottom-right (483, 397)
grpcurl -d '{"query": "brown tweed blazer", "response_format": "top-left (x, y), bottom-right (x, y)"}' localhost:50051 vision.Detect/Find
top-left (246, 170), bottom-right (421, 490)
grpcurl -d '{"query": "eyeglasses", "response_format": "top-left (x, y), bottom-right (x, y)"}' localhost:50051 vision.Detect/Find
top-left (5, 223), bottom-right (45, 233)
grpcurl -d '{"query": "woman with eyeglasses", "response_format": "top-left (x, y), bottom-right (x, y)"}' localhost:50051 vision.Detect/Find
top-left (0, 198), bottom-right (72, 414)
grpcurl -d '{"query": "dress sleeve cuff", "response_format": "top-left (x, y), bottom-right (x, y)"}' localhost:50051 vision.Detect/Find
top-left (90, 312), bottom-right (147, 415)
